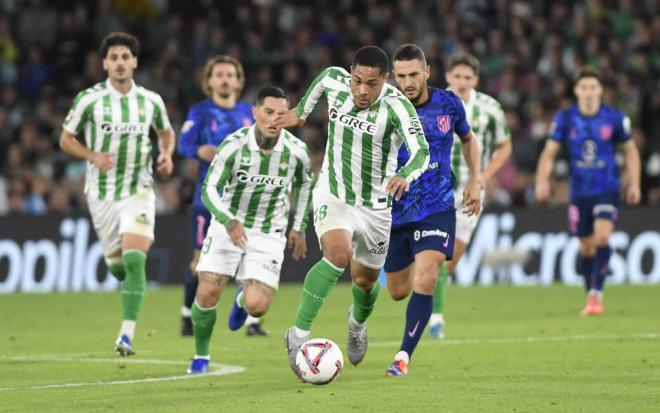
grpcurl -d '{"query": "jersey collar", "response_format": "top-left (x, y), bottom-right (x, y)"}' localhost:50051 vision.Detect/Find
top-left (248, 125), bottom-right (285, 152)
top-left (105, 78), bottom-right (137, 99)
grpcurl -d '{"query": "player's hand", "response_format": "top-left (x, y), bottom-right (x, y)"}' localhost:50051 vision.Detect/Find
top-left (91, 152), bottom-right (114, 172)
top-left (287, 230), bottom-right (307, 261)
top-left (156, 154), bottom-right (174, 177)
top-left (273, 109), bottom-right (304, 129)
top-left (462, 178), bottom-right (481, 216)
top-left (626, 185), bottom-right (641, 205)
top-left (386, 176), bottom-right (409, 201)
top-left (535, 180), bottom-right (551, 203)
top-left (197, 144), bottom-right (217, 162)
top-left (225, 219), bottom-right (247, 247)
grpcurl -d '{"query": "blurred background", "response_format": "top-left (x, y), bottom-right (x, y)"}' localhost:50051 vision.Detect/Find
top-left (1, 0), bottom-right (659, 292)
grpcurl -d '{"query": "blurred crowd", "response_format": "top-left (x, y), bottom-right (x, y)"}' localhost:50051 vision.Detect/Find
top-left (1, 0), bottom-right (659, 216)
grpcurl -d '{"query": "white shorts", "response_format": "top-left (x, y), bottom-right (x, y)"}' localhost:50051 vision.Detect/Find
top-left (312, 189), bottom-right (391, 269)
top-left (453, 191), bottom-right (484, 244)
top-left (196, 220), bottom-right (286, 290)
top-left (87, 190), bottom-right (156, 263)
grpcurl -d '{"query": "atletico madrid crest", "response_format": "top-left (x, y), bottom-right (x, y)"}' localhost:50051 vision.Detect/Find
top-left (437, 115), bottom-right (451, 133)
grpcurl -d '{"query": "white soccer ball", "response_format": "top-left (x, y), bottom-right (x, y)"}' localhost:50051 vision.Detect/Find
top-left (295, 338), bottom-right (344, 385)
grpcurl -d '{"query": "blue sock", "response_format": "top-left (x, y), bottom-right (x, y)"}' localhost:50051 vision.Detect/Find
top-left (184, 268), bottom-right (198, 311)
top-left (593, 246), bottom-right (611, 292)
top-left (399, 292), bottom-right (433, 359)
top-left (578, 255), bottom-right (594, 293)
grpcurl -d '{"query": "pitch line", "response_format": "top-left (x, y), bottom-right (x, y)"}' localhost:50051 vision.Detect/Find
top-left (370, 332), bottom-right (660, 347)
top-left (0, 356), bottom-right (245, 392)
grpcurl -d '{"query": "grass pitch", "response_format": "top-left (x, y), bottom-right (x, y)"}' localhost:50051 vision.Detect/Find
top-left (1, 283), bottom-right (659, 412)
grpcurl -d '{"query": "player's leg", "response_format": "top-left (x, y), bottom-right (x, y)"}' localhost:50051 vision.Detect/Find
top-left (384, 220), bottom-right (414, 301)
top-left (181, 207), bottom-right (208, 336)
top-left (590, 218), bottom-right (615, 314)
top-left (286, 192), bottom-right (351, 372)
top-left (388, 210), bottom-right (454, 376)
top-left (187, 271), bottom-right (230, 373)
top-left (241, 279), bottom-right (275, 317)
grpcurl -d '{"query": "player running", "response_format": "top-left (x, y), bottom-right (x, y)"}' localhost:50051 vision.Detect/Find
top-left (428, 53), bottom-right (512, 339)
top-left (187, 86), bottom-right (312, 374)
top-left (383, 44), bottom-right (481, 376)
top-left (59, 32), bottom-right (175, 356)
top-left (177, 56), bottom-right (267, 337)
top-left (536, 67), bottom-right (641, 316)
top-left (278, 46), bottom-right (430, 374)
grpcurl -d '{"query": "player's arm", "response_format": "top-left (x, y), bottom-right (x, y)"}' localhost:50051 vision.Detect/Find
top-left (275, 67), bottom-right (334, 129)
top-left (535, 140), bottom-right (561, 202)
top-left (289, 148), bottom-right (314, 260)
top-left (387, 100), bottom-right (430, 200)
top-left (59, 92), bottom-right (114, 171)
top-left (59, 130), bottom-right (114, 171)
top-left (178, 107), bottom-right (215, 162)
top-left (480, 104), bottom-right (512, 183)
top-left (201, 141), bottom-right (246, 246)
top-left (459, 130), bottom-right (482, 216)
top-left (156, 127), bottom-right (175, 177)
top-left (622, 139), bottom-right (641, 205)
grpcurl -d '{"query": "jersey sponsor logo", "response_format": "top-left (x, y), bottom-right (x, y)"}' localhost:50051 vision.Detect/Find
top-left (368, 240), bottom-right (388, 255)
top-left (406, 117), bottom-right (423, 136)
top-left (413, 229), bottom-right (449, 242)
top-left (329, 107), bottom-right (377, 134)
top-left (181, 120), bottom-right (194, 134)
top-left (235, 170), bottom-right (288, 187)
top-left (100, 122), bottom-right (149, 134)
top-left (437, 115), bottom-right (451, 133)
top-left (577, 140), bottom-right (605, 169)
top-left (600, 125), bottom-right (612, 140)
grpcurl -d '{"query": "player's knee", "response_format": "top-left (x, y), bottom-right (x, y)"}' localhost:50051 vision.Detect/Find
top-left (323, 249), bottom-right (352, 269)
top-left (246, 300), bottom-right (269, 317)
top-left (593, 233), bottom-right (610, 247)
top-left (388, 285), bottom-right (410, 301)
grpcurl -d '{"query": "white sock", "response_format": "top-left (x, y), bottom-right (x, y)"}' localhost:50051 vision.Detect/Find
top-left (194, 354), bottom-right (210, 360)
top-left (395, 350), bottom-right (410, 363)
top-left (181, 305), bottom-right (192, 317)
top-left (430, 313), bottom-right (444, 324)
top-left (245, 315), bottom-right (259, 326)
top-left (588, 289), bottom-right (603, 298)
top-left (119, 320), bottom-right (136, 340)
top-left (293, 326), bottom-right (310, 339)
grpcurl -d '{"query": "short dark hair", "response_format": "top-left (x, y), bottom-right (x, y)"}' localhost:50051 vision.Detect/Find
top-left (393, 43), bottom-right (427, 65)
top-left (256, 86), bottom-right (289, 106)
top-left (574, 66), bottom-right (602, 85)
top-left (352, 45), bottom-right (389, 74)
top-left (446, 53), bottom-right (480, 74)
top-left (100, 32), bottom-right (140, 58)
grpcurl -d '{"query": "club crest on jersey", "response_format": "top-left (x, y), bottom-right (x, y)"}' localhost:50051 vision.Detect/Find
top-left (243, 118), bottom-right (253, 126)
top-left (437, 115), bottom-right (451, 133)
top-left (329, 107), bottom-right (377, 134)
top-left (600, 125), bottom-right (612, 140)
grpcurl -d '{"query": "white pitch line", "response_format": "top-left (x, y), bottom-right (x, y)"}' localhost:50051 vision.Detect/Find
top-left (0, 357), bottom-right (245, 392)
top-left (370, 332), bottom-right (660, 347)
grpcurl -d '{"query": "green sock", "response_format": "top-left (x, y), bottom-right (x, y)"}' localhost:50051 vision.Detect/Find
top-left (121, 250), bottom-right (147, 321)
top-left (433, 265), bottom-right (448, 314)
top-left (351, 281), bottom-right (380, 324)
top-left (192, 301), bottom-right (217, 357)
top-left (108, 262), bottom-right (126, 282)
top-left (294, 258), bottom-right (344, 330)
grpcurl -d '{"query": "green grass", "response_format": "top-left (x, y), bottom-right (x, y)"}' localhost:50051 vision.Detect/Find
top-left (1, 284), bottom-right (659, 412)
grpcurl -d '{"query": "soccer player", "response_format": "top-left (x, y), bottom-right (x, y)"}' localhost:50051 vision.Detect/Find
top-left (383, 44), bottom-right (481, 376)
top-left (278, 45), bottom-right (430, 373)
top-left (59, 32), bottom-right (175, 356)
top-left (187, 86), bottom-right (312, 374)
top-left (428, 53), bottom-right (512, 339)
top-left (177, 56), bottom-right (266, 337)
top-left (536, 67), bottom-right (641, 315)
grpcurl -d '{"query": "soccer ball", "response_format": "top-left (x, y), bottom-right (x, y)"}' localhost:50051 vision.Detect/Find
top-left (295, 338), bottom-right (344, 385)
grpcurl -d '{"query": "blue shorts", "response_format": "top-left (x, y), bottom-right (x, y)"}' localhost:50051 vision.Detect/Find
top-left (383, 210), bottom-right (456, 273)
top-left (190, 205), bottom-right (212, 249)
top-left (568, 193), bottom-right (620, 237)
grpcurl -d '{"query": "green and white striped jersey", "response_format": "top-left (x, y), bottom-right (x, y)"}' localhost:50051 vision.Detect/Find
top-left (296, 66), bottom-right (429, 209)
top-left (202, 126), bottom-right (313, 234)
top-left (450, 89), bottom-right (510, 193)
top-left (62, 79), bottom-right (172, 201)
